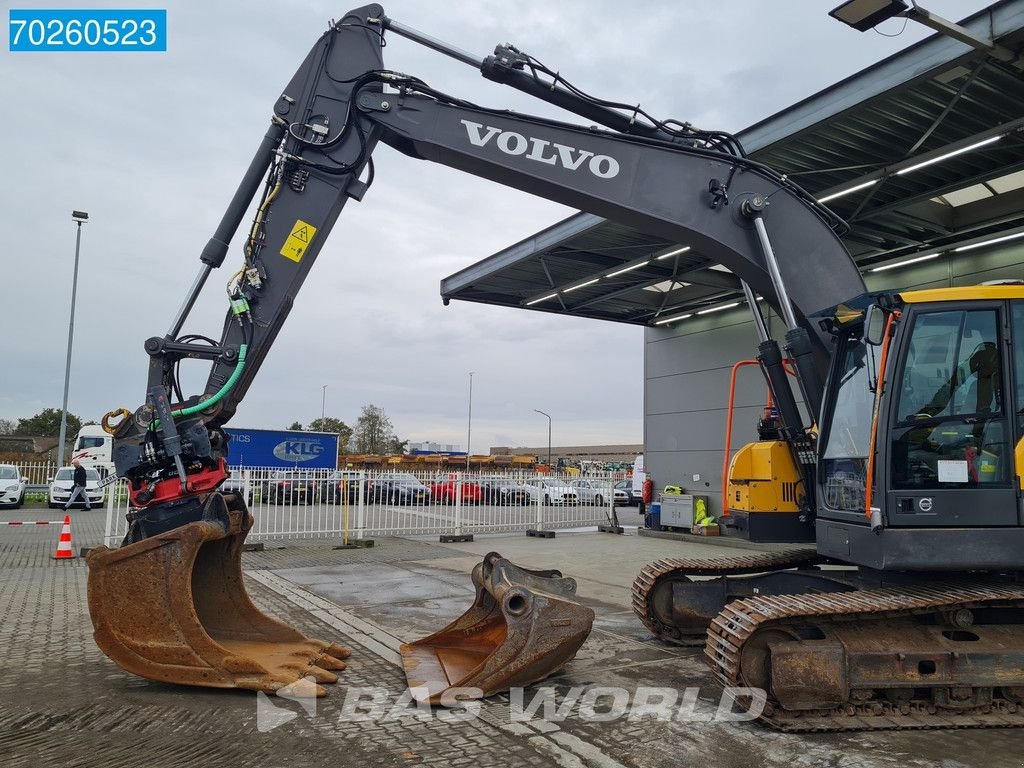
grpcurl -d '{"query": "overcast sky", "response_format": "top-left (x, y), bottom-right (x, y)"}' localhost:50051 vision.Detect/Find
top-left (0, 0), bottom-right (995, 451)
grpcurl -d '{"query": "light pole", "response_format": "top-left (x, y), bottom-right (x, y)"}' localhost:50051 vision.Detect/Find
top-left (321, 384), bottom-right (327, 424)
top-left (533, 409), bottom-right (551, 469)
top-left (57, 211), bottom-right (88, 467)
top-left (466, 372), bottom-right (475, 471)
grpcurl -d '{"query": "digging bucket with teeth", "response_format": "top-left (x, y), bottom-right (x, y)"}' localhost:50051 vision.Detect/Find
top-left (86, 491), bottom-right (348, 696)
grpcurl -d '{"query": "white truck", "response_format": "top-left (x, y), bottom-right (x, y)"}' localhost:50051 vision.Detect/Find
top-left (70, 424), bottom-right (115, 477)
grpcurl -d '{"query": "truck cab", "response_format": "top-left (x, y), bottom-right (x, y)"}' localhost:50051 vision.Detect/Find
top-left (71, 424), bottom-right (114, 476)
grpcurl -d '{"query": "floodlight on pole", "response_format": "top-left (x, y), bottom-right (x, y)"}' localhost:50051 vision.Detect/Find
top-left (829, 0), bottom-right (1016, 61)
top-left (533, 409), bottom-right (552, 469)
top-left (57, 210), bottom-right (89, 466)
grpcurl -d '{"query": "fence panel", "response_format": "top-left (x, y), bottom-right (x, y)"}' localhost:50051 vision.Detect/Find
top-left (102, 466), bottom-right (629, 546)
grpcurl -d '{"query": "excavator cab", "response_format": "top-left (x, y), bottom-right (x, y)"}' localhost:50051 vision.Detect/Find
top-left (401, 552), bottom-right (594, 704)
top-left (87, 491), bottom-right (349, 696)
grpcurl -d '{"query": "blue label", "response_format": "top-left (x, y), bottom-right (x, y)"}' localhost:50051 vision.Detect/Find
top-left (224, 428), bottom-right (339, 470)
top-left (9, 9), bottom-right (167, 51)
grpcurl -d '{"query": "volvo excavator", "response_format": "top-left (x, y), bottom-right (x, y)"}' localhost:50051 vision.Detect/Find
top-left (86, 5), bottom-right (1024, 731)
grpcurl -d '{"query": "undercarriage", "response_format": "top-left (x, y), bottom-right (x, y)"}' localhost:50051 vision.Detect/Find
top-left (632, 552), bottom-right (1024, 731)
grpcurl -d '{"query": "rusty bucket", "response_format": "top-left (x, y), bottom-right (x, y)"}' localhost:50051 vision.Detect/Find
top-left (401, 552), bottom-right (594, 704)
top-left (86, 492), bottom-right (349, 696)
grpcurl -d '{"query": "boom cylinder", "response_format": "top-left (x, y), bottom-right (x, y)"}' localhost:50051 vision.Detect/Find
top-left (199, 121), bottom-right (286, 268)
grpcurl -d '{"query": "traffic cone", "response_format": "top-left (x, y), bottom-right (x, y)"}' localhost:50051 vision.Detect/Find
top-left (53, 515), bottom-right (75, 560)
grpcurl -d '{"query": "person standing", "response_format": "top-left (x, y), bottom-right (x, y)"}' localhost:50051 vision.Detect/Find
top-left (64, 458), bottom-right (92, 511)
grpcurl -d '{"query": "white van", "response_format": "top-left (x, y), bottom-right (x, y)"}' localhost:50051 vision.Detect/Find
top-left (71, 424), bottom-right (114, 476)
top-left (631, 454), bottom-right (646, 498)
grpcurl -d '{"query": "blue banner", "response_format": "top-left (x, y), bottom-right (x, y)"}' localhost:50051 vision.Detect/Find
top-left (224, 428), bottom-right (339, 470)
top-left (9, 9), bottom-right (167, 52)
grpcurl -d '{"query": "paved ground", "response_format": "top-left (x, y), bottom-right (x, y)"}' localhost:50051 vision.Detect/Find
top-left (2, 504), bottom-right (1023, 767)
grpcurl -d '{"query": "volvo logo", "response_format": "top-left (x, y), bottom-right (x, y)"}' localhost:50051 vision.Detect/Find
top-left (461, 120), bottom-right (620, 179)
top-left (272, 440), bottom-right (325, 463)
top-left (918, 497), bottom-right (933, 513)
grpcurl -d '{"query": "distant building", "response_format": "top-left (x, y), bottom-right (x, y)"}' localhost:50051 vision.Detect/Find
top-left (490, 444), bottom-right (642, 463)
top-left (407, 440), bottom-right (464, 455)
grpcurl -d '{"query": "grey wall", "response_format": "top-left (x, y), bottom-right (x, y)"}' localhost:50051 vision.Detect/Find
top-left (643, 240), bottom-right (1024, 515)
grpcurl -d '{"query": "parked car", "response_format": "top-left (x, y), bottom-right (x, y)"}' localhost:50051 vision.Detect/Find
top-left (614, 479), bottom-right (642, 506)
top-left (524, 479), bottom-right (578, 505)
top-left (430, 474), bottom-right (483, 505)
top-left (265, 470), bottom-right (317, 505)
top-left (569, 478), bottom-right (612, 506)
top-left (368, 473), bottom-right (431, 505)
top-left (611, 481), bottom-right (630, 506)
top-left (478, 476), bottom-right (531, 505)
top-left (48, 466), bottom-right (105, 509)
top-left (322, 470), bottom-right (366, 504)
top-left (0, 464), bottom-right (27, 509)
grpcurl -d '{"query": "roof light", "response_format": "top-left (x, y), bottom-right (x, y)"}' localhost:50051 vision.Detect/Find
top-left (829, 0), bottom-right (908, 31)
top-left (525, 292), bottom-right (559, 306)
top-left (954, 231), bottom-right (1024, 252)
top-left (817, 179), bottom-right (878, 203)
top-left (606, 260), bottom-right (650, 278)
top-left (895, 136), bottom-right (1002, 176)
top-left (653, 313), bottom-right (693, 326)
top-left (870, 253), bottom-right (939, 272)
top-left (656, 246), bottom-right (691, 260)
top-left (697, 302), bottom-right (740, 315)
top-left (563, 278), bottom-right (599, 293)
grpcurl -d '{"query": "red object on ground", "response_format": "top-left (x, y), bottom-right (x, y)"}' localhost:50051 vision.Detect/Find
top-left (52, 515), bottom-right (75, 559)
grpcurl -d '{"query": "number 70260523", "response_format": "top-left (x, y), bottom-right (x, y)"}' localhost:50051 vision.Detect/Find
top-left (9, 9), bottom-right (166, 52)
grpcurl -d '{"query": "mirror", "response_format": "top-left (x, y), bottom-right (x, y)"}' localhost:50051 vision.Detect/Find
top-left (863, 304), bottom-right (886, 346)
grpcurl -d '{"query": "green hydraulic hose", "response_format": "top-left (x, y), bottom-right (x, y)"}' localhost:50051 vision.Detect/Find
top-left (151, 344), bottom-right (248, 429)
top-left (171, 343), bottom-right (248, 418)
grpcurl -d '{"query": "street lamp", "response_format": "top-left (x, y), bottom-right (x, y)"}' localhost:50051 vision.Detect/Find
top-left (321, 384), bottom-right (327, 424)
top-left (533, 409), bottom-right (551, 469)
top-left (466, 372), bottom-right (475, 471)
top-left (57, 211), bottom-right (88, 467)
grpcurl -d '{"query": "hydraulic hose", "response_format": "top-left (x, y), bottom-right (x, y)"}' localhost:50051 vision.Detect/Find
top-left (150, 344), bottom-right (249, 431)
top-left (171, 344), bottom-right (248, 419)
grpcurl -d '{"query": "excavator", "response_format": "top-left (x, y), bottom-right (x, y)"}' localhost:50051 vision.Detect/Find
top-left (85, 4), bottom-right (1024, 731)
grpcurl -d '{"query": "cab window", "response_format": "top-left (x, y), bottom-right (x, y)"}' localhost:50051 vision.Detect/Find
top-left (1012, 301), bottom-right (1024, 434)
top-left (891, 309), bottom-right (1008, 489)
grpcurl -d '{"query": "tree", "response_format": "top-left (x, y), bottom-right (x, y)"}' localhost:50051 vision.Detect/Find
top-left (0, 418), bottom-right (15, 435)
top-left (353, 404), bottom-right (401, 454)
top-left (15, 408), bottom-right (82, 437)
top-left (288, 421), bottom-right (303, 430)
top-left (386, 436), bottom-right (409, 454)
top-left (307, 417), bottom-right (353, 452)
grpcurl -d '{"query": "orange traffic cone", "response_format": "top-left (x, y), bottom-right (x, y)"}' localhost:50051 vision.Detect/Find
top-left (53, 515), bottom-right (75, 560)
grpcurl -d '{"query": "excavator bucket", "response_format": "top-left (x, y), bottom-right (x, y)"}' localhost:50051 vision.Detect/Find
top-left (86, 492), bottom-right (349, 696)
top-left (401, 552), bottom-right (594, 704)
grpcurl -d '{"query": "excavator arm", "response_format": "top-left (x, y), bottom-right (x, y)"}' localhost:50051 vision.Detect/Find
top-left (108, 4), bottom-right (863, 524)
top-left (89, 4), bottom-right (866, 699)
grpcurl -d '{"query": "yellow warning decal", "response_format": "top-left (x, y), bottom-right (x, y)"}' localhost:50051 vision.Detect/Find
top-left (280, 219), bottom-right (317, 262)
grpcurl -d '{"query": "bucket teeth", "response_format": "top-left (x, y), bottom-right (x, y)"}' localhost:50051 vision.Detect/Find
top-left (86, 491), bottom-right (348, 697)
top-left (400, 552), bottom-right (594, 704)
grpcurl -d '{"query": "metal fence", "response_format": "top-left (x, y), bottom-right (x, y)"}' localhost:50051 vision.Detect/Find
top-left (103, 467), bottom-right (626, 547)
top-left (5, 461), bottom-right (60, 488)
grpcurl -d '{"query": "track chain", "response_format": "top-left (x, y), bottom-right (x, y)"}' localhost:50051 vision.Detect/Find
top-left (707, 581), bottom-right (1024, 731)
top-left (630, 548), bottom-right (821, 643)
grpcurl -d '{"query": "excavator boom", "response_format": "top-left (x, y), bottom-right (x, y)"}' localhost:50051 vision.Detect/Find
top-left (89, 5), bottom-right (861, 699)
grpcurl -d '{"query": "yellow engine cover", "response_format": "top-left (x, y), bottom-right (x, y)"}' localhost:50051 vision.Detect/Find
top-left (727, 441), bottom-right (802, 513)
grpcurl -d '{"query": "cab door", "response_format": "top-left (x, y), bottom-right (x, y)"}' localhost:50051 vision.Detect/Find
top-left (884, 302), bottom-right (1018, 527)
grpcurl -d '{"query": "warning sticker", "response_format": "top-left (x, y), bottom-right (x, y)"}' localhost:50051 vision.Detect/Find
top-left (280, 219), bottom-right (317, 262)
